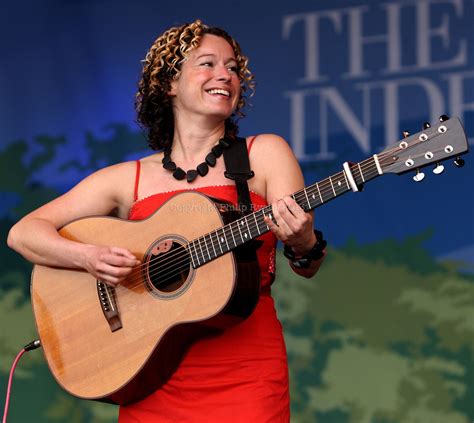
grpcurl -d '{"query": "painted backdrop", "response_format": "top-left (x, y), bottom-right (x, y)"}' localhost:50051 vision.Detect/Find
top-left (1, 1), bottom-right (473, 422)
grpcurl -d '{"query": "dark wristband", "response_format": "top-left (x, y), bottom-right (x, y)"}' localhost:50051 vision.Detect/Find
top-left (283, 229), bottom-right (327, 269)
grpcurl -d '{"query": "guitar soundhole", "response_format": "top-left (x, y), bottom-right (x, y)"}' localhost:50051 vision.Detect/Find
top-left (144, 239), bottom-right (192, 296)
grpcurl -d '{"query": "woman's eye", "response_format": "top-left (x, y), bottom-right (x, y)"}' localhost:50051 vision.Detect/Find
top-left (201, 62), bottom-right (213, 67)
top-left (228, 66), bottom-right (238, 73)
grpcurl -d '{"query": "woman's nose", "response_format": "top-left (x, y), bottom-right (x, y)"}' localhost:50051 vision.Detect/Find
top-left (215, 65), bottom-right (231, 81)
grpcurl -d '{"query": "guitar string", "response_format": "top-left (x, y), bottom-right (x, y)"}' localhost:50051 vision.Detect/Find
top-left (116, 139), bottom-right (450, 292)
top-left (124, 151), bottom-right (384, 280)
top-left (115, 144), bottom-right (430, 292)
top-left (124, 162), bottom-right (376, 282)
top-left (116, 164), bottom-right (385, 292)
top-left (132, 132), bottom-right (454, 291)
top-left (125, 140), bottom-right (414, 283)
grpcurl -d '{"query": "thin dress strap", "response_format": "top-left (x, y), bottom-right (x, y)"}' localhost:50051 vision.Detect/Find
top-left (133, 160), bottom-right (141, 202)
top-left (247, 135), bottom-right (257, 153)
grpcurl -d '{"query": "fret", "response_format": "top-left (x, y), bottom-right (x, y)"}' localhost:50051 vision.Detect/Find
top-left (213, 230), bottom-right (223, 255)
top-left (197, 237), bottom-right (207, 263)
top-left (199, 235), bottom-right (211, 263)
top-left (333, 172), bottom-right (349, 196)
top-left (316, 183), bottom-right (323, 203)
top-left (207, 233), bottom-right (217, 259)
top-left (328, 176), bottom-right (337, 197)
top-left (228, 224), bottom-right (237, 248)
top-left (263, 210), bottom-right (271, 230)
top-left (243, 218), bottom-right (252, 240)
top-left (253, 213), bottom-right (261, 235)
top-left (192, 241), bottom-right (200, 267)
top-left (236, 220), bottom-right (245, 244)
top-left (188, 244), bottom-right (196, 268)
top-left (219, 227), bottom-right (229, 252)
top-left (357, 162), bottom-right (365, 183)
top-left (342, 170), bottom-right (350, 190)
top-left (303, 188), bottom-right (311, 210)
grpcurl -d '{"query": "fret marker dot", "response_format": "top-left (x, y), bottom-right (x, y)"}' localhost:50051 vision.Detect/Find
top-left (244, 233), bottom-right (248, 239)
top-left (312, 194), bottom-right (315, 199)
top-left (220, 237), bottom-right (224, 243)
top-left (338, 181), bottom-right (342, 186)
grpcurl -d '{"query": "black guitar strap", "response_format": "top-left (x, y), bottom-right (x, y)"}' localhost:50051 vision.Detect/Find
top-left (223, 137), bottom-right (255, 216)
top-left (223, 137), bottom-right (262, 260)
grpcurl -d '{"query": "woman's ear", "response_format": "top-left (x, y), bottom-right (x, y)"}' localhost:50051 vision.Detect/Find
top-left (168, 79), bottom-right (177, 96)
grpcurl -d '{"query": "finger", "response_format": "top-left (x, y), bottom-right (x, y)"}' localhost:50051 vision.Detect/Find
top-left (281, 196), bottom-right (307, 219)
top-left (103, 252), bottom-right (139, 267)
top-left (97, 261), bottom-right (135, 278)
top-left (274, 201), bottom-right (295, 232)
top-left (270, 202), bottom-right (292, 241)
top-left (110, 247), bottom-right (140, 263)
top-left (263, 208), bottom-right (280, 233)
top-left (279, 197), bottom-right (313, 233)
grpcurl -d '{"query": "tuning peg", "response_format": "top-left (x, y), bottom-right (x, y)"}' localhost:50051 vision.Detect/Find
top-left (423, 122), bottom-right (431, 129)
top-left (439, 114), bottom-right (449, 122)
top-left (454, 156), bottom-right (465, 168)
top-left (402, 131), bottom-right (410, 138)
top-left (413, 169), bottom-right (425, 182)
top-left (433, 163), bottom-right (445, 174)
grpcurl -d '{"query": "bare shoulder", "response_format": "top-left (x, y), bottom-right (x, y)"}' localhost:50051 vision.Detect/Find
top-left (248, 134), bottom-right (304, 204)
top-left (72, 160), bottom-right (139, 214)
top-left (248, 133), bottom-right (293, 155)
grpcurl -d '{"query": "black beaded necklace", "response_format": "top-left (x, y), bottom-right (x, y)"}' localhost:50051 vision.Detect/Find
top-left (162, 138), bottom-right (231, 183)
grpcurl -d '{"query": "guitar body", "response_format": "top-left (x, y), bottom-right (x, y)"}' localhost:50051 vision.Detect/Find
top-left (31, 191), bottom-right (261, 405)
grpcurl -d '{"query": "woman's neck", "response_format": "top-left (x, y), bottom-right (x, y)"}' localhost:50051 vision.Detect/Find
top-left (172, 120), bottom-right (226, 165)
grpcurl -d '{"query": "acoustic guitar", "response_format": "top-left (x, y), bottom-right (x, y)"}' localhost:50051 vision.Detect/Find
top-left (31, 116), bottom-right (468, 405)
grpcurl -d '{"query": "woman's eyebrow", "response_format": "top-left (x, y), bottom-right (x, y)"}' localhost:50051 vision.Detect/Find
top-left (195, 53), bottom-right (236, 63)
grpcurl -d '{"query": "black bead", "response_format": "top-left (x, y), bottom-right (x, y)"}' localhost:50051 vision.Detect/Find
top-left (173, 167), bottom-right (186, 180)
top-left (186, 169), bottom-right (198, 182)
top-left (197, 162), bottom-right (209, 176)
top-left (219, 138), bottom-right (231, 148)
top-left (163, 161), bottom-right (177, 171)
top-left (205, 152), bottom-right (217, 166)
top-left (212, 144), bottom-right (223, 157)
top-left (162, 155), bottom-right (172, 165)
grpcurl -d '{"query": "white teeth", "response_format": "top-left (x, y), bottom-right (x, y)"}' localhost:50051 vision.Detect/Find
top-left (207, 89), bottom-right (230, 97)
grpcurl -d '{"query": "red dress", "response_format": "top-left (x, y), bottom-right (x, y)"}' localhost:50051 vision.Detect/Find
top-left (119, 179), bottom-right (290, 422)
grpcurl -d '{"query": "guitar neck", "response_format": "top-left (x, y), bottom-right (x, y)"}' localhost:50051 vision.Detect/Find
top-left (187, 154), bottom-right (384, 269)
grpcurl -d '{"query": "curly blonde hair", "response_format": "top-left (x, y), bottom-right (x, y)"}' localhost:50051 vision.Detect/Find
top-left (136, 19), bottom-right (255, 150)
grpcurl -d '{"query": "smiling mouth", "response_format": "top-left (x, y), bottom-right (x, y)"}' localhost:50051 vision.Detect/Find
top-left (206, 88), bottom-right (230, 97)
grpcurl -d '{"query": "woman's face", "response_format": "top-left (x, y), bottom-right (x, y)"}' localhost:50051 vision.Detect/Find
top-left (169, 34), bottom-right (241, 122)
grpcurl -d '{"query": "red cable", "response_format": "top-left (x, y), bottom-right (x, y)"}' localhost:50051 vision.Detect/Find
top-left (2, 348), bottom-right (26, 423)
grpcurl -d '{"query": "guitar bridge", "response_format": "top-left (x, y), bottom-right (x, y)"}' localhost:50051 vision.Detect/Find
top-left (96, 281), bottom-right (123, 332)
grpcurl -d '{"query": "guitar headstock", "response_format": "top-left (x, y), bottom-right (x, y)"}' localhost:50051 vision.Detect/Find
top-left (379, 116), bottom-right (468, 180)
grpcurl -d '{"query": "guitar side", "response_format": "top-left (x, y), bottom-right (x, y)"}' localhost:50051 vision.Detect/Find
top-left (31, 192), bottom-right (243, 404)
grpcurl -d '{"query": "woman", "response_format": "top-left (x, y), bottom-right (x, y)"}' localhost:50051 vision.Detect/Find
top-left (7, 20), bottom-right (325, 422)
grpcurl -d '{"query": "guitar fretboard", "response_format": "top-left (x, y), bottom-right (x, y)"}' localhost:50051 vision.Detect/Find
top-left (187, 155), bottom-right (383, 268)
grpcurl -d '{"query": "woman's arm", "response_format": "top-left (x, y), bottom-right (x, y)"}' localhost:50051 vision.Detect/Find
top-left (249, 134), bottom-right (326, 278)
top-left (7, 162), bottom-right (139, 285)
